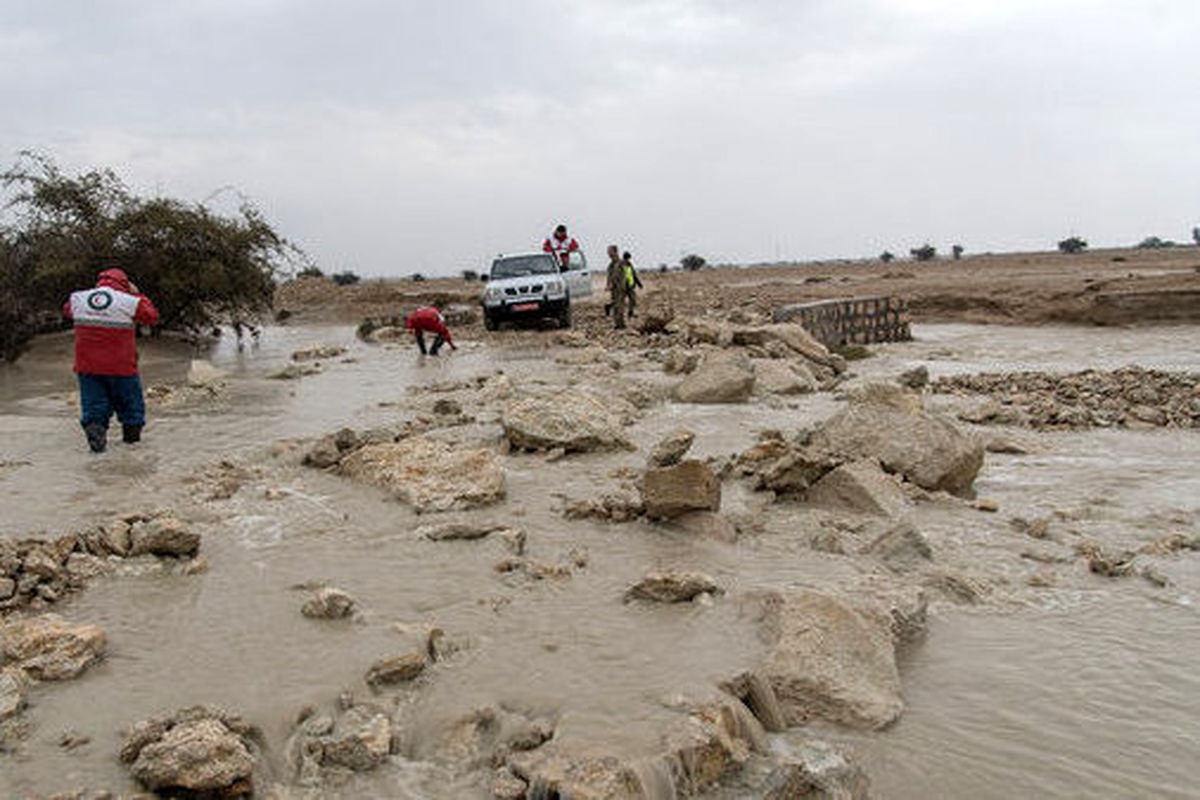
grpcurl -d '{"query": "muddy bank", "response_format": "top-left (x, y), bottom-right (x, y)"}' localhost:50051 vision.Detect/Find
top-left (2, 319), bottom-right (1200, 798)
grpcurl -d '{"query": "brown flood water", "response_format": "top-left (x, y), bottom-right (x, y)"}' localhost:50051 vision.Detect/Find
top-left (1, 323), bottom-right (1199, 798)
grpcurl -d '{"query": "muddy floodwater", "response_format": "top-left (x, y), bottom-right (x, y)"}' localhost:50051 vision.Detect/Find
top-left (3, 322), bottom-right (1200, 798)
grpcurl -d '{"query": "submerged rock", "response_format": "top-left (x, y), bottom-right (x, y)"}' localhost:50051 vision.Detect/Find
top-left (1, 614), bottom-right (106, 681)
top-left (364, 652), bottom-right (427, 687)
top-left (641, 460), bottom-right (721, 520)
top-left (292, 344), bottom-right (348, 362)
top-left (861, 522), bottom-right (933, 571)
top-left (339, 436), bottom-right (505, 512)
top-left (626, 570), bottom-right (722, 603)
top-left (120, 706), bottom-right (258, 796)
top-left (502, 390), bottom-right (631, 452)
top-left (760, 740), bottom-right (872, 800)
top-left (301, 587), bottom-right (357, 619)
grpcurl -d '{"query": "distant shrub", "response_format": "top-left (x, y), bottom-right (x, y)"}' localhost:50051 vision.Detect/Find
top-left (410, 273), bottom-right (426, 282)
top-left (330, 270), bottom-right (360, 286)
top-left (1136, 236), bottom-right (1176, 249)
top-left (461, 269), bottom-right (479, 282)
top-left (680, 254), bottom-right (707, 271)
top-left (880, 251), bottom-right (895, 263)
top-left (951, 244), bottom-right (964, 260)
top-left (1058, 236), bottom-right (1087, 254)
top-left (910, 244), bottom-right (936, 262)
top-left (297, 265), bottom-right (324, 278)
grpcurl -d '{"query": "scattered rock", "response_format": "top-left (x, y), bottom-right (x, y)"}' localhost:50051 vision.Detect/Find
top-left (339, 436), bottom-right (505, 512)
top-left (0, 669), bottom-right (27, 721)
top-left (416, 521), bottom-right (505, 541)
top-left (292, 344), bottom-right (348, 362)
top-left (271, 362), bottom-right (322, 380)
top-left (508, 746), bottom-right (642, 800)
top-left (1076, 542), bottom-right (1137, 577)
top-left (648, 428), bottom-right (696, 467)
top-left (502, 390), bottom-right (632, 452)
top-left (922, 571), bottom-right (988, 604)
top-left (1, 614), bottom-right (107, 680)
top-left (301, 587), bottom-right (357, 620)
top-left (626, 570), bottom-right (722, 603)
top-left (861, 521), bottom-right (933, 571)
top-left (972, 498), bottom-right (999, 513)
top-left (760, 740), bottom-right (872, 800)
top-left (364, 652), bottom-right (426, 687)
top-left (748, 590), bottom-right (907, 729)
top-left (641, 460), bottom-right (721, 520)
top-left (897, 365), bottom-right (930, 390)
top-left (128, 516), bottom-right (200, 558)
top-left (433, 398), bottom-right (462, 416)
top-left (303, 427), bottom-right (362, 469)
top-left (811, 389), bottom-right (984, 495)
top-left (674, 351), bottom-right (755, 404)
top-left (121, 706), bottom-right (257, 796)
top-left (805, 459), bottom-right (911, 518)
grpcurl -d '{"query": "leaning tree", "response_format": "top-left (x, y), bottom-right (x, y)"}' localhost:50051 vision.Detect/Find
top-left (0, 152), bottom-right (302, 360)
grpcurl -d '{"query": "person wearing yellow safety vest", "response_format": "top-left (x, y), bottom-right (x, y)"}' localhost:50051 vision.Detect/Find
top-left (621, 251), bottom-right (643, 318)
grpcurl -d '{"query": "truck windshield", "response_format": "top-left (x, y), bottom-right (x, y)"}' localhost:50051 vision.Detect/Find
top-left (491, 255), bottom-right (559, 279)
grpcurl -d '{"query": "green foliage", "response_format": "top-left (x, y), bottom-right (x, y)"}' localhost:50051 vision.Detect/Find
top-left (297, 265), bottom-right (325, 278)
top-left (680, 254), bottom-right (706, 271)
top-left (461, 269), bottom-right (479, 282)
top-left (1, 152), bottom-right (299, 360)
top-left (330, 270), bottom-right (360, 285)
top-left (1136, 236), bottom-right (1176, 249)
top-left (879, 251), bottom-right (895, 263)
top-left (1058, 236), bottom-right (1087, 254)
top-left (410, 273), bottom-right (426, 282)
top-left (910, 244), bottom-right (936, 261)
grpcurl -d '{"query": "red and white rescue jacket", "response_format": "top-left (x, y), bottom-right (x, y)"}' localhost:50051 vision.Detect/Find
top-left (63, 269), bottom-right (160, 376)
top-left (542, 234), bottom-right (579, 265)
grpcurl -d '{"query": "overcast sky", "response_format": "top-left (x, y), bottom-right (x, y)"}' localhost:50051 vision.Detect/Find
top-left (3, 0), bottom-right (1198, 276)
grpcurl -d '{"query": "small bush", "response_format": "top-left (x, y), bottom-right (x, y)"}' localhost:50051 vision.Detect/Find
top-left (1136, 236), bottom-right (1176, 249)
top-left (910, 244), bottom-right (936, 262)
top-left (461, 269), bottom-right (478, 282)
top-left (330, 270), bottom-right (360, 286)
top-left (297, 266), bottom-right (324, 278)
top-left (951, 244), bottom-right (964, 260)
top-left (1058, 236), bottom-right (1087, 254)
top-left (880, 251), bottom-right (895, 263)
top-left (680, 254), bottom-right (707, 271)
top-left (410, 273), bottom-right (426, 282)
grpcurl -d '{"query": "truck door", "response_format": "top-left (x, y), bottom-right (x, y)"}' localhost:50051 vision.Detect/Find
top-left (561, 250), bottom-right (592, 297)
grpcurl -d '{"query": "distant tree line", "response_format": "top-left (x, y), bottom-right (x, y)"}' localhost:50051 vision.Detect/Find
top-left (0, 152), bottom-right (300, 361)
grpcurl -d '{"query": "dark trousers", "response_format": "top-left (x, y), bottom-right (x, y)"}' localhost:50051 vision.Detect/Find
top-left (415, 331), bottom-right (446, 355)
top-left (78, 373), bottom-right (146, 428)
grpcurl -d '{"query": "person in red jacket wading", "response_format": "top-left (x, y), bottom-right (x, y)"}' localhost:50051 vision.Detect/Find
top-left (404, 306), bottom-right (457, 356)
top-left (63, 268), bottom-right (160, 452)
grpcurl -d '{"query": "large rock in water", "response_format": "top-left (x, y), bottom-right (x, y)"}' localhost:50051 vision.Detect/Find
top-left (339, 436), bottom-right (504, 512)
top-left (811, 389), bottom-right (984, 495)
top-left (502, 390), bottom-right (631, 452)
top-left (641, 460), bottom-right (721, 519)
top-left (673, 352), bottom-right (755, 404)
top-left (805, 459), bottom-right (911, 518)
top-left (128, 516), bottom-right (201, 557)
top-left (749, 591), bottom-right (906, 730)
top-left (0, 614), bottom-right (106, 680)
top-left (121, 706), bottom-right (257, 796)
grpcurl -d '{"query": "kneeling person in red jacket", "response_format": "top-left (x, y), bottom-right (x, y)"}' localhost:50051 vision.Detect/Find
top-left (404, 306), bottom-right (456, 355)
top-left (64, 268), bottom-right (160, 453)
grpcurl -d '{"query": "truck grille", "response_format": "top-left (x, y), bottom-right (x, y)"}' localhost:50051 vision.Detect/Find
top-left (504, 285), bottom-right (543, 296)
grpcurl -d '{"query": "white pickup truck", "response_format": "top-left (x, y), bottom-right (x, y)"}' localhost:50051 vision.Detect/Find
top-left (480, 250), bottom-right (593, 330)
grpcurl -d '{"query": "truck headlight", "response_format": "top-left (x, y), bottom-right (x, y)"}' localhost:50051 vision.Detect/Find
top-left (484, 287), bottom-right (503, 302)
top-left (546, 280), bottom-right (564, 295)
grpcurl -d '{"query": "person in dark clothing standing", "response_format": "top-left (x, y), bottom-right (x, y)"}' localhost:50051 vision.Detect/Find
top-left (605, 245), bottom-right (626, 330)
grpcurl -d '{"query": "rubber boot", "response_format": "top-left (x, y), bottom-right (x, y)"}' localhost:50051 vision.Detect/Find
top-left (84, 422), bottom-right (107, 453)
top-left (122, 424), bottom-right (142, 444)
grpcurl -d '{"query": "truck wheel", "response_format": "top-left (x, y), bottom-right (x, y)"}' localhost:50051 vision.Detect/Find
top-left (484, 312), bottom-right (497, 331)
top-left (557, 305), bottom-right (572, 329)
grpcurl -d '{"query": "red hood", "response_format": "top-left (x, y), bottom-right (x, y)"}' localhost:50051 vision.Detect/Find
top-left (96, 268), bottom-right (131, 293)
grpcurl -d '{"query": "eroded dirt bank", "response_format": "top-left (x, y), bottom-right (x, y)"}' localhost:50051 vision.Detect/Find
top-left (2, 302), bottom-right (1200, 798)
